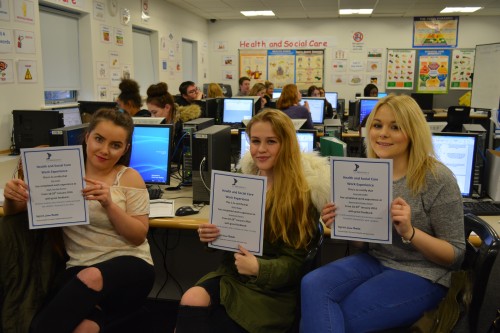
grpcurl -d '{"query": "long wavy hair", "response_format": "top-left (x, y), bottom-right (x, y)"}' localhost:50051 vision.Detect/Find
top-left (207, 83), bottom-right (225, 98)
top-left (276, 84), bottom-right (300, 110)
top-left (246, 109), bottom-right (315, 249)
top-left (365, 95), bottom-right (438, 195)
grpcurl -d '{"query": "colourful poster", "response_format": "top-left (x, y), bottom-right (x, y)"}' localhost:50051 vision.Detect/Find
top-left (267, 50), bottom-right (295, 88)
top-left (417, 49), bottom-right (450, 93)
top-left (296, 49), bottom-right (323, 91)
top-left (449, 49), bottom-right (475, 90)
top-left (239, 50), bottom-right (267, 84)
top-left (0, 59), bottom-right (14, 83)
top-left (413, 16), bottom-right (458, 48)
top-left (386, 49), bottom-right (416, 90)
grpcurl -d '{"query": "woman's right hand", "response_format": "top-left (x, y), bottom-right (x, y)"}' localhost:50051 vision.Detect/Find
top-left (4, 179), bottom-right (29, 203)
top-left (197, 223), bottom-right (220, 243)
top-left (321, 202), bottom-right (337, 228)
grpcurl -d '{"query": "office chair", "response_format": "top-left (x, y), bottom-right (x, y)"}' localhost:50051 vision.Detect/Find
top-left (443, 106), bottom-right (471, 132)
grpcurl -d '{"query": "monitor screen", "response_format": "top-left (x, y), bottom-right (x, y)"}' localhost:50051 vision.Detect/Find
top-left (222, 98), bottom-right (254, 124)
top-left (411, 93), bottom-right (434, 111)
top-left (324, 92), bottom-right (338, 109)
top-left (13, 110), bottom-right (65, 153)
top-left (358, 98), bottom-right (380, 124)
top-left (129, 124), bottom-right (173, 185)
top-left (239, 129), bottom-right (315, 159)
top-left (272, 89), bottom-right (282, 99)
top-left (432, 133), bottom-right (477, 197)
top-left (53, 107), bottom-right (82, 127)
top-left (78, 101), bottom-right (118, 122)
top-left (378, 92), bottom-right (388, 98)
top-left (300, 97), bottom-right (325, 124)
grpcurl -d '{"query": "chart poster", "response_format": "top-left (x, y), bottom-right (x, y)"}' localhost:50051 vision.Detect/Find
top-left (267, 49), bottom-right (296, 89)
top-left (239, 49), bottom-right (267, 85)
top-left (296, 49), bottom-right (324, 91)
top-left (450, 49), bottom-right (475, 90)
top-left (417, 49), bottom-right (450, 93)
top-left (413, 16), bottom-right (458, 48)
top-left (386, 49), bottom-right (416, 90)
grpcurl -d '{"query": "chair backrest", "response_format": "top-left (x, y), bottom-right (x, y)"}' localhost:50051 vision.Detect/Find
top-left (462, 213), bottom-right (500, 331)
top-left (445, 106), bottom-right (471, 132)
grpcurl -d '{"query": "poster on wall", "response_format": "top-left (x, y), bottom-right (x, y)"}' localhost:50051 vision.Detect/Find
top-left (0, 59), bottom-right (14, 83)
top-left (14, 30), bottom-right (35, 54)
top-left (0, 0), bottom-right (10, 21)
top-left (296, 49), bottom-right (324, 90)
top-left (413, 16), bottom-right (458, 48)
top-left (386, 49), bottom-right (416, 90)
top-left (267, 49), bottom-right (295, 89)
top-left (96, 61), bottom-right (109, 79)
top-left (17, 59), bottom-right (37, 83)
top-left (239, 49), bottom-right (267, 83)
top-left (14, 0), bottom-right (34, 24)
top-left (416, 49), bottom-right (450, 93)
top-left (449, 49), bottom-right (475, 90)
top-left (114, 28), bottom-right (124, 46)
top-left (100, 25), bottom-right (112, 44)
top-left (0, 28), bottom-right (13, 53)
top-left (93, 1), bottom-right (105, 21)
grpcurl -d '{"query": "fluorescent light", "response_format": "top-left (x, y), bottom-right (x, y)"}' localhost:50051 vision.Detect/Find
top-left (241, 11), bottom-right (275, 17)
top-left (339, 9), bottom-right (373, 15)
top-left (440, 7), bottom-right (482, 13)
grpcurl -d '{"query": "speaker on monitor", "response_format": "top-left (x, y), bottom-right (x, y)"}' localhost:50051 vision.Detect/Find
top-left (192, 125), bottom-right (231, 204)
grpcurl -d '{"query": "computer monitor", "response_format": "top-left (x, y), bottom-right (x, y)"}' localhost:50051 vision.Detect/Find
top-left (12, 110), bottom-right (65, 153)
top-left (300, 97), bottom-right (325, 124)
top-left (78, 101), bottom-right (118, 122)
top-left (358, 97), bottom-right (380, 124)
top-left (272, 89), bottom-right (282, 99)
top-left (378, 92), bottom-right (388, 98)
top-left (239, 128), bottom-right (316, 160)
top-left (222, 98), bottom-right (254, 125)
top-left (324, 92), bottom-right (338, 110)
top-left (411, 93), bottom-right (434, 111)
top-left (129, 124), bottom-right (173, 185)
top-left (132, 117), bottom-right (165, 125)
top-left (51, 107), bottom-right (82, 127)
top-left (432, 132), bottom-right (478, 197)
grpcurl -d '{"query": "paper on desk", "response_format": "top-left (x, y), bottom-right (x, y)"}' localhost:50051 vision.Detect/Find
top-left (149, 199), bottom-right (175, 218)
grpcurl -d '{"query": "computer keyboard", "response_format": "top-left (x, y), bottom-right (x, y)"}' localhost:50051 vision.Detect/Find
top-left (463, 201), bottom-right (500, 216)
top-left (147, 187), bottom-right (163, 200)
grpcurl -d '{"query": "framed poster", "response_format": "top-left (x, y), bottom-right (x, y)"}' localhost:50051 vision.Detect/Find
top-left (413, 16), bottom-right (458, 48)
top-left (386, 49), bottom-right (416, 90)
top-left (416, 49), bottom-right (450, 93)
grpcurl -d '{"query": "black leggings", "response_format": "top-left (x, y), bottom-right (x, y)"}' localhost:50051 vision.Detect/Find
top-left (30, 255), bottom-right (154, 333)
top-left (176, 277), bottom-right (248, 333)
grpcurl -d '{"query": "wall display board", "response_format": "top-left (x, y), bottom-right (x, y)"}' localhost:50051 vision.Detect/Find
top-left (450, 49), bottom-right (475, 90)
top-left (416, 49), bottom-right (450, 94)
top-left (413, 16), bottom-right (459, 48)
top-left (240, 49), bottom-right (324, 90)
top-left (386, 49), bottom-right (416, 90)
top-left (471, 43), bottom-right (500, 110)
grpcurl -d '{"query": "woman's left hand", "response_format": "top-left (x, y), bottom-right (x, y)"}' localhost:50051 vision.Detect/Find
top-left (83, 177), bottom-right (112, 208)
top-left (234, 245), bottom-right (259, 276)
top-left (391, 197), bottom-right (413, 240)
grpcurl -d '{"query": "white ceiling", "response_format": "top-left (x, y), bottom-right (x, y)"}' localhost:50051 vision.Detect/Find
top-left (164, 0), bottom-right (500, 20)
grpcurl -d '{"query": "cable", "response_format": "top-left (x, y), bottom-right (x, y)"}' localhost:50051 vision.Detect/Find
top-left (199, 157), bottom-right (211, 191)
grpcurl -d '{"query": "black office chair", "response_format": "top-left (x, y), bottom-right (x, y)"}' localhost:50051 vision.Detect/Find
top-left (443, 106), bottom-right (471, 132)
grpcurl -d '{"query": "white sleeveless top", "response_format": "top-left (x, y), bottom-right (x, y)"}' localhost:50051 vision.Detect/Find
top-left (63, 167), bottom-right (153, 267)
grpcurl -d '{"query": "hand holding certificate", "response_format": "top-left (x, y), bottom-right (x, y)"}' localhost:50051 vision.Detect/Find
top-left (208, 170), bottom-right (267, 256)
top-left (20, 146), bottom-right (89, 229)
top-left (330, 157), bottom-right (393, 244)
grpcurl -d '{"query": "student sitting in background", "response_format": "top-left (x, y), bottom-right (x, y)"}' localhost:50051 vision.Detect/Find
top-left (175, 81), bottom-right (204, 106)
top-left (235, 76), bottom-right (251, 96)
top-left (116, 78), bottom-right (151, 117)
top-left (308, 85), bottom-right (333, 120)
top-left (264, 80), bottom-right (274, 99)
top-left (277, 83), bottom-right (314, 129)
top-left (207, 83), bottom-right (225, 98)
top-left (364, 83), bottom-right (379, 97)
top-left (300, 95), bottom-right (465, 332)
top-left (249, 82), bottom-right (269, 113)
top-left (175, 109), bottom-right (330, 333)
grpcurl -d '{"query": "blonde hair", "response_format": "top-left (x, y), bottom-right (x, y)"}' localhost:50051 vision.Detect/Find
top-left (365, 95), bottom-right (438, 195)
top-left (207, 83), bottom-right (224, 98)
top-left (246, 109), bottom-right (315, 249)
top-left (249, 83), bottom-right (266, 96)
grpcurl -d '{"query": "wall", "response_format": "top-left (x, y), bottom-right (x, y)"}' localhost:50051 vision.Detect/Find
top-left (207, 17), bottom-right (500, 107)
top-left (0, 0), bottom-right (209, 152)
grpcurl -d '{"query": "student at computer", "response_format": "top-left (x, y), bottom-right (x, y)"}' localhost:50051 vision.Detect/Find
top-left (175, 81), bottom-right (204, 106)
top-left (117, 78), bottom-right (151, 117)
top-left (175, 109), bottom-right (330, 333)
top-left (300, 95), bottom-right (466, 332)
top-left (3, 109), bottom-right (155, 333)
top-left (206, 83), bottom-right (225, 98)
top-left (264, 80), bottom-right (274, 99)
top-left (146, 82), bottom-right (182, 136)
top-left (277, 83), bottom-right (314, 130)
top-left (364, 83), bottom-right (379, 97)
top-left (308, 85), bottom-right (333, 119)
top-left (249, 82), bottom-right (269, 113)
top-left (235, 76), bottom-right (251, 96)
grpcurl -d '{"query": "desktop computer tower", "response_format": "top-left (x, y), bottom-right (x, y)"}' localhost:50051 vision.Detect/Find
top-left (463, 124), bottom-right (487, 197)
top-left (49, 124), bottom-right (89, 147)
top-left (347, 100), bottom-right (359, 131)
top-left (192, 125), bottom-right (231, 204)
top-left (182, 118), bottom-right (215, 184)
top-left (323, 119), bottom-right (342, 139)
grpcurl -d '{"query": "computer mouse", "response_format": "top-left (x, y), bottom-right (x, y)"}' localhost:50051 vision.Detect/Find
top-left (175, 206), bottom-right (199, 216)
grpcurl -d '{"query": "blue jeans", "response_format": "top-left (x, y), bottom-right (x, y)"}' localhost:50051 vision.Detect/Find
top-left (300, 253), bottom-right (447, 333)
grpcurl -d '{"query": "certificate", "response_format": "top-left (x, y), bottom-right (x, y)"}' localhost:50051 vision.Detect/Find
top-left (330, 157), bottom-right (393, 244)
top-left (208, 170), bottom-right (267, 255)
top-left (20, 146), bottom-right (89, 229)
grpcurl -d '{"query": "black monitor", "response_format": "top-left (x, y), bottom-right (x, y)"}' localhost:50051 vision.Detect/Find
top-left (78, 101), bottom-right (118, 122)
top-left (358, 97), bottom-right (380, 125)
top-left (411, 93), bottom-right (434, 111)
top-left (12, 110), bottom-right (65, 153)
top-left (129, 124), bottom-right (173, 185)
top-left (324, 92), bottom-right (338, 110)
top-left (300, 97), bottom-right (325, 124)
top-left (432, 132), bottom-right (478, 198)
top-left (51, 107), bottom-right (82, 127)
top-left (222, 98), bottom-right (254, 125)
